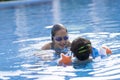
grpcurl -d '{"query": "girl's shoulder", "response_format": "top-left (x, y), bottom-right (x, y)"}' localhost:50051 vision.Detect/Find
top-left (41, 42), bottom-right (52, 50)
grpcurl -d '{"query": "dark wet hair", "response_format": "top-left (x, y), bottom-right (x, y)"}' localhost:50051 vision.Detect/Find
top-left (51, 24), bottom-right (67, 41)
top-left (70, 37), bottom-right (92, 61)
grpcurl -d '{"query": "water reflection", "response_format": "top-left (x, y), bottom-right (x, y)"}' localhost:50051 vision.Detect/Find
top-left (89, 0), bottom-right (107, 26)
top-left (15, 6), bottom-right (29, 39)
top-left (52, 0), bottom-right (61, 23)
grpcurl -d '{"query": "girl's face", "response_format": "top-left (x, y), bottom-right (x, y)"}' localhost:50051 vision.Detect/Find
top-left (53, 29), bottom-right (69, 49)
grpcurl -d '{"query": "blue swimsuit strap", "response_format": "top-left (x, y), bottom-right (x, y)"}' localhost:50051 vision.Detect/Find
top-left (51, 42), bottom-right (69, 55)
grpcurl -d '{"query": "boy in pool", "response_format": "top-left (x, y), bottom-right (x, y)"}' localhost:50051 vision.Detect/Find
top-left (70, 37), bottom-right (112, 63)
top-left (70, 37), bottom-right (93, 63)
top-left (41, 23), bottom-right (71, 57)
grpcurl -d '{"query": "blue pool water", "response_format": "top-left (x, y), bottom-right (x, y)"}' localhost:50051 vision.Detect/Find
top-left (0, 0), bottom-right (120, 80)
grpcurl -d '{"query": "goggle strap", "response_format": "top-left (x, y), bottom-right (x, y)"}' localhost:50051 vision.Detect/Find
top-left (78, 44), bottom-right (91, 54)
top-left (78, 44), bottom-right (91, 50)
top-left (78, 49), bottom-right (87, 53)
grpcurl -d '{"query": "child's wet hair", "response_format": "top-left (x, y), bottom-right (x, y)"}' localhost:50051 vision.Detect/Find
top-left (51, 24), bottom-right (67, 41)
top-left (70, 37), bottom-right (92, 61)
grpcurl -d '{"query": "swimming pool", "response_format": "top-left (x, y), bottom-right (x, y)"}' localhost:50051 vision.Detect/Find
top-left (0, 0), bottom-right (120, 80)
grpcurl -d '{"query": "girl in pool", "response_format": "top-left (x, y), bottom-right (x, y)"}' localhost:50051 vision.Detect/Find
top-left (41, 23), bottom-right (71, 57)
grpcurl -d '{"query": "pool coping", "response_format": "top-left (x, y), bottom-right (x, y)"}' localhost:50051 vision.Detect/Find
top-left (0, 0), bottom-right (52, 9)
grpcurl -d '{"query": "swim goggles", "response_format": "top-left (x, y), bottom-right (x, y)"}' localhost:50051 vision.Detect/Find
top-left (54, 36), bottom-right (69, 41)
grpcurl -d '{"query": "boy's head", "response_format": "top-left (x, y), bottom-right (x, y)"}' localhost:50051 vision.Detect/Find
top-left (70, 37), bottom-right (92, 61)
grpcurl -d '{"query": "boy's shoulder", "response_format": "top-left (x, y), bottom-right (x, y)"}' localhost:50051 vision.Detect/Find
top-left (91, 46), bottom-right (112, 59)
